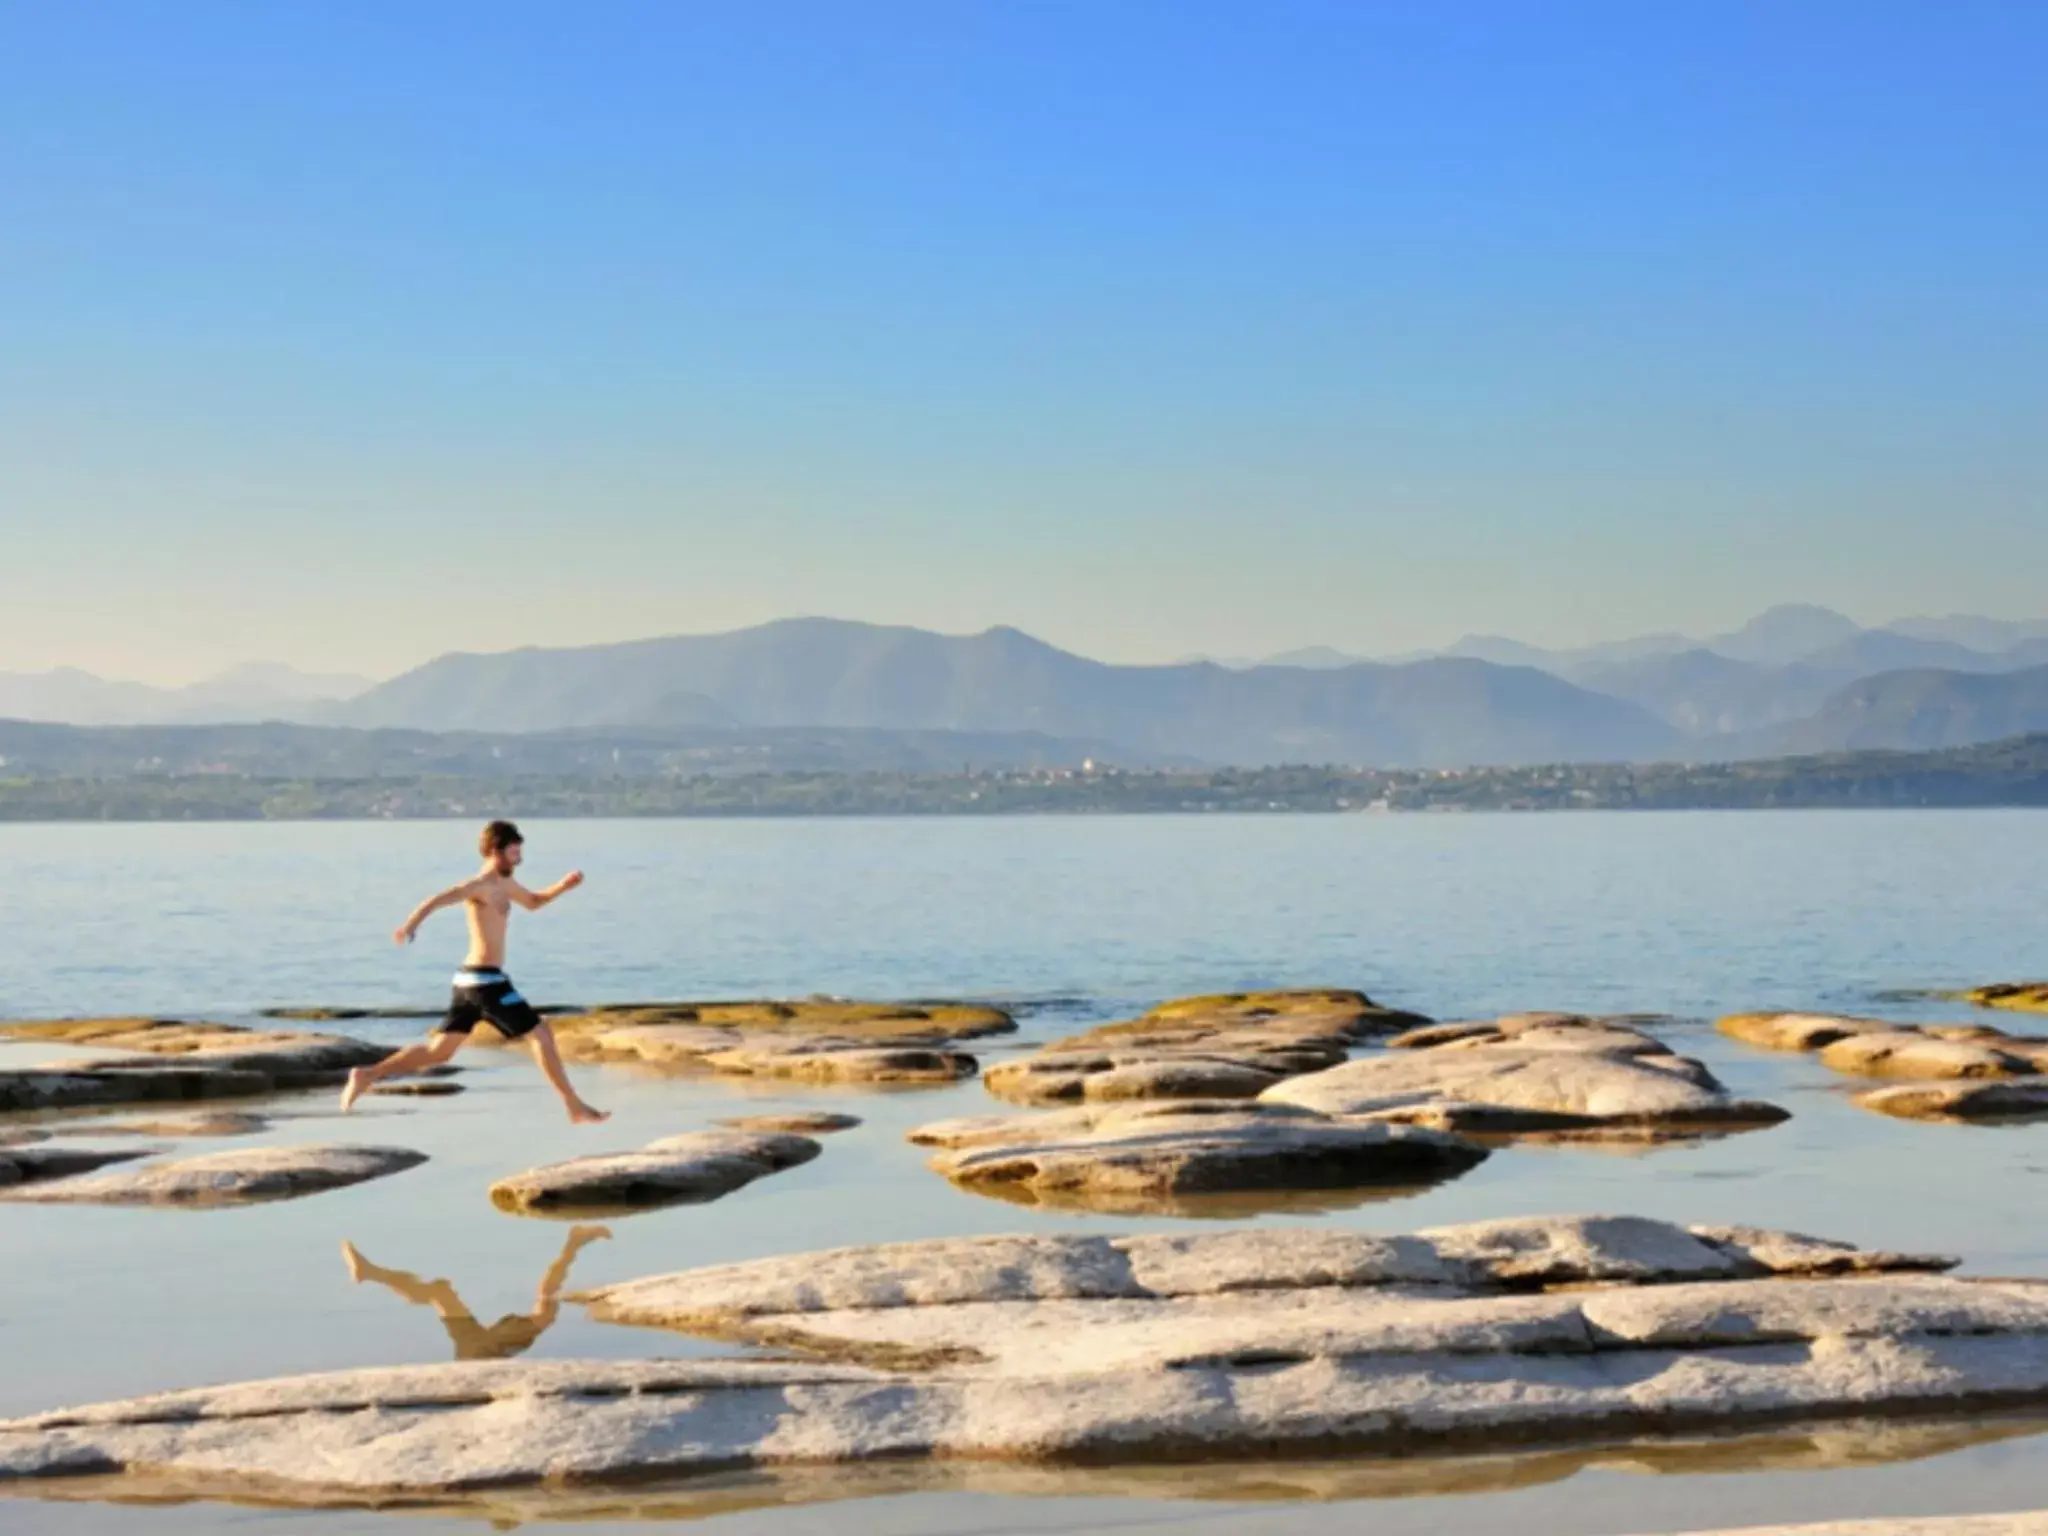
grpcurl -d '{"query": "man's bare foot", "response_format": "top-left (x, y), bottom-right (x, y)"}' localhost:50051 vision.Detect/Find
top-left (339, 1068), bottom-right (369, 1113)
top-left (341, 1241), bottom-right (368, 1283)
top-left (567, 1224), bottom-right (612, 1247)
top-left (568, 1101), bottom-right (609, 1125)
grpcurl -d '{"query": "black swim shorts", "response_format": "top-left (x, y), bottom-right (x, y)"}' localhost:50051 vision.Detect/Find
top-left (438, 967), bottom-right (543, 1040)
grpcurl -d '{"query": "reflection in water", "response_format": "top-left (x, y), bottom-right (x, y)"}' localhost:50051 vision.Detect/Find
top-left (14, 1413), bottom-right (2048, 1526)
top-left (340, 1226), bottom-right (610, 1361)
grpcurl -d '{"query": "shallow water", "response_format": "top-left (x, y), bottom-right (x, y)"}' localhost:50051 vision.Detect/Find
top-left (5, 811), bottom-right (2048, 1534)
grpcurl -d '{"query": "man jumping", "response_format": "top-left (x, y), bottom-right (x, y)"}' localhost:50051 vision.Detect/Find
top-left (340, 820), bottom-right (607, 1123)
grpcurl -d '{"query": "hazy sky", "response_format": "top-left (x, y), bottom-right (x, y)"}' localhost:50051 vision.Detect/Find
top-left (4, 2), bottom-right (2046, 684)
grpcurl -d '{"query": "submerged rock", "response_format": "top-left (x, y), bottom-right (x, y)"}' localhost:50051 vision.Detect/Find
top-left (910, 1099), bottom-right (1488, 1215)
top-left (1961, 982), bottom-right (2048, 1016)
top-left (73, 1112), bottom-right (270, 1138)
top-left (0, 1145), bottom-right (426, 1207)
top-left (1854, 1081), bottom-right (2048, 1122)
top-left (489, 1129), bottom-right (820, 1216)
top-left (0, 1146), bottom-right (149, 1188)
top-left (1260, 1038), bottom-right (1785, 1140)
top-left (717, 1112), bottom-right (862, 1134)
top-left (365, 1080), bottom-right (465, 1097)
top-left (1, 1215), bottom-right (1998, 1503)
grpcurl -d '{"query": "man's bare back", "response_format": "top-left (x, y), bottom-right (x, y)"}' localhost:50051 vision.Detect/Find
top-left (341, 820), bottom-right (604, 1123)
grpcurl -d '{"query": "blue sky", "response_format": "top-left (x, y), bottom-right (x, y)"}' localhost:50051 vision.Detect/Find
top-left (3, 1), bottom-right (2045, 682)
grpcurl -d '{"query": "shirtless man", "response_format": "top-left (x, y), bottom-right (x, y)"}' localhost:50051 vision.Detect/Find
top-left (339, 820), bottom-right (607, 1123)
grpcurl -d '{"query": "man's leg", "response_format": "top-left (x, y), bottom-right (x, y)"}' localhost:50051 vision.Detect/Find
top-left (522, 1023), bottom-right (608, 1124)
top-left (340, 1031), bottom-right (465, 1112)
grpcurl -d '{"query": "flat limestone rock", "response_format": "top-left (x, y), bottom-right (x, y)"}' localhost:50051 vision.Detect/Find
top-left (0, 1144), bottom-right (426, 1207)
top-left (1718, 1013), bottom-right (1902, 1052)
top-left (1391, 1015), bottom-right (1671, 1058)
top-left (0, 1146), bottom-right (149, 1188)
top-left (1138, 989), bottom-right (1429, 1038)
top-left (1719, 1013), bottom-right (2048, 1083)
top-left (551, 999), bottom-right (1014, 1063)
top-left (1, 1063), bottom-right (274, 1113)
top-left (539, 1001), bottom-right (1007, 1087)
top-left (1962, 982), bottom-right (2048, 1016)
top-left (0, 1019), bottom-right (388, 1114)
top-left (977, 989), bottom-right (1406, 1107)
top-left (1818, 1031), bottom-right (2034, 1081)
top-left (703, 1043), bottom-right (978, 1085)
top-left (717, 1112), bottom-right (861, 1134)
top-left (983, 1051), bottom-right (1303, 1105)
top-left (489, 1129), bottom-right (820, 1216)
top-left (2, 1217), bottom-right (1999, 1502)
top-left (1855, 1081), bottom-right (2048, 1122)
top-left (580, 1217), bottom-right (1951, 1327)
top-left (1260, 1047), bottom-right (1785, 1138)
top-left (909, 1100), bottom-right (1488, 1214)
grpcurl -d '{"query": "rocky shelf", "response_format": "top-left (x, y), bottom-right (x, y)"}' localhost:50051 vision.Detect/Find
top-left (10, 1213), bottom-right (2033, 1506)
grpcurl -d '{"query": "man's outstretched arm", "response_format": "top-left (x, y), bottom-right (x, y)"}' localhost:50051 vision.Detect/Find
top-left (510, 870), bottom-right (584, 912)
top-left (394, 878), bottom-right (485, 945)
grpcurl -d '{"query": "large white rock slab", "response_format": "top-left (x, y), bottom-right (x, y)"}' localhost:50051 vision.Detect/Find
top-left (579, 1217), bottom-right (1953, 1329)
top-left (0, 1215), bottom-right (2013, 1508)
top-left (0, 1144), bottom-right (425, 1207)
top-left (0, 1224), bottom-right (2035, 1502)
top-left (908, 1100), bottom-right (1488, 1215)
top-left (489, 1129), bottom-right (820, 1215)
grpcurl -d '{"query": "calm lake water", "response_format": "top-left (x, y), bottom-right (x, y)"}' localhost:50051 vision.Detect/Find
top-left (5, 811), bottom-right (2048, 1535)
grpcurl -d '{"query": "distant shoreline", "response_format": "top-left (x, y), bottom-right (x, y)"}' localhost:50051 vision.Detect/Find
top-left (3, 733), bottom-right (2046, 820)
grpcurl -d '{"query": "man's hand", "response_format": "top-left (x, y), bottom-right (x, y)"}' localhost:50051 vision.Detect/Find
top-left (558, 870), bottom-right (585, 893)
top-left (393, 923), bottom-right (417, 946)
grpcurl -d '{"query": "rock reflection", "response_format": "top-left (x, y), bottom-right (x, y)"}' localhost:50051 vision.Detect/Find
top-left (341, 1226), bottom-right (610, 1361)
top-left (14, 1413), bottom-right (2048, 1525)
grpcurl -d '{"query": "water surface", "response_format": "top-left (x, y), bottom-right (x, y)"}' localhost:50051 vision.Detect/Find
top-left (5, 811), bottom-right (2048, 1534)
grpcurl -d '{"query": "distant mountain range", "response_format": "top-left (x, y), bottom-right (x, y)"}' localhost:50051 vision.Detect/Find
top-left (0, 663), bottom-right (373, 727)
top-left (326, 620), bottom-right (1675, 768)
top-left (8, 606), bottom-right (2048, 769)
